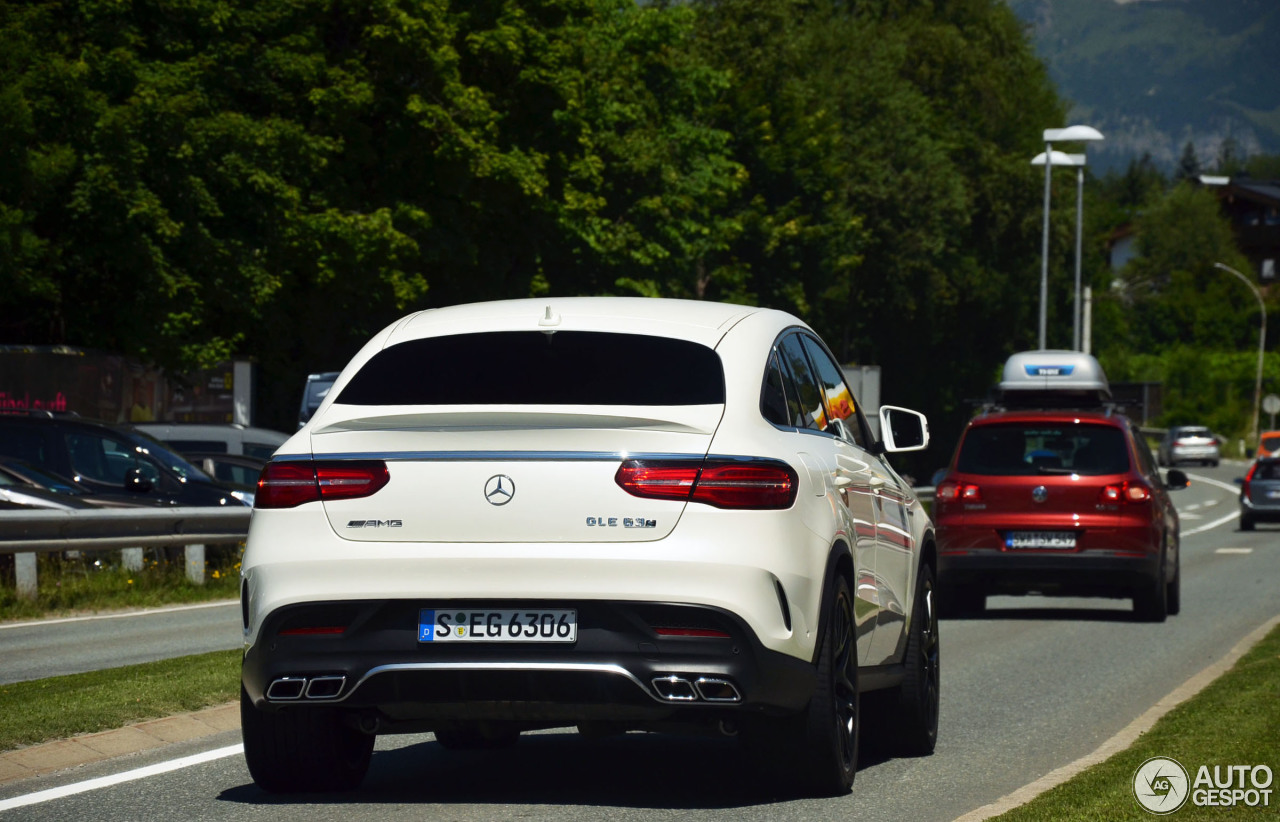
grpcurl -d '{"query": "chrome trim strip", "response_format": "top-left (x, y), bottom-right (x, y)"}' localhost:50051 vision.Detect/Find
top-left (342, 662), bottom-right (665, 704)
top-left (273, 451), bottom-right (774, 464)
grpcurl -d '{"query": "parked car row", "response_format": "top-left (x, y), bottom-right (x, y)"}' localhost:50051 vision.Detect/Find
top-left (0, 415), bottom-right (288, 511)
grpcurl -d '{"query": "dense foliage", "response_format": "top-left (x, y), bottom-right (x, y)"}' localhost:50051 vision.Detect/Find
top-left (0, 0), bottom-right (1273, 465)
top-left (0, 0), bottom-right (1069, 457)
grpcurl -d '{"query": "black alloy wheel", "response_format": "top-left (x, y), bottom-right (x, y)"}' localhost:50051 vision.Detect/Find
top-left (746, 574), bottom-right (859, 797)
top-left (893, 564), bottom-right (941, 755)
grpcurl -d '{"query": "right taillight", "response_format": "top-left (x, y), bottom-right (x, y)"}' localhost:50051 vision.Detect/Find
top-left (256, 460), bottom-right (389, 509)
top-left (1098, 481), bottom-right (1151, 505)
top-left (615, 458), bottom-right (798, 510)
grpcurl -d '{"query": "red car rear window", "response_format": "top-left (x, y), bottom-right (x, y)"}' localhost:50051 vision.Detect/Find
top-left (956, 423), bottom-right (1129, 476)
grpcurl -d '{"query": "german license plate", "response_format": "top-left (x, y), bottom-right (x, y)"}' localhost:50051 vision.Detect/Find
top-left (418, 609), bottom-right (577, 643)
top-left (1005, 531), bottom-right (1076, 549)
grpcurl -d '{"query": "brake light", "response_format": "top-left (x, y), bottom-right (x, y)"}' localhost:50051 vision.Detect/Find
top-left (936, 482), bottom-right (981, 502)
top-left (256, 461), bottom-right (390, 509)
top-left (1241, 462), bottom-right (1258, 497)
top-left (1098, 481), bottom-right (1151, 505)
top-left (615, 459), bottom-right (798, 510)
top-left (653, 627), bottom-right (731, 638)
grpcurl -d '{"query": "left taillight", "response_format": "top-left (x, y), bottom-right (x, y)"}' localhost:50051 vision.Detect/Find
top-left (615, 459), bottom-right (798, 510)
top-left (256, 461), bottom-right (390, 509)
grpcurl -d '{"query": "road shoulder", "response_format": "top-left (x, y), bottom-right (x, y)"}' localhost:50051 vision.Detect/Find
top-left (0, 702), bottom-right (237, 786)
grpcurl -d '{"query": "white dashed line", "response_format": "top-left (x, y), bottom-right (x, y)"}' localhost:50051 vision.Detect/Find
top-left (0, 745), bottom-right (244, 812)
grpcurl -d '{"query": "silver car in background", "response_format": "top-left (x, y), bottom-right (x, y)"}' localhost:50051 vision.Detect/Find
top-left (1157, 425), bottom-right (1220, 467)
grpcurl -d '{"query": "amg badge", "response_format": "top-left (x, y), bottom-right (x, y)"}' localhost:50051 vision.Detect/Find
top-left (347, 520), bottom-right (403, 528)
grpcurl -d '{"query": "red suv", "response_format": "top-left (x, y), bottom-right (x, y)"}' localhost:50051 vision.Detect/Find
top-left (934, 352), bottom-right (1188, 622)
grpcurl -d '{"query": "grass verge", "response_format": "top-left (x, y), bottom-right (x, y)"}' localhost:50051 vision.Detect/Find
top-left (0, 649), bottom-right (240, 752)
top-left (0, 546), bottom-right (241, 622)
top-left (991, 622), bottom-right (1280, 821)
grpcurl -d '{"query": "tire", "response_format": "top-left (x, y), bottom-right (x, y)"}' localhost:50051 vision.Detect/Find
top-left (881, 564), bottom-right (940, 756)
top-left (1133, 553), bottom-right (1168, 623)
top-left (938, 582), bottom-right (984, 619)
top-left (1165, 550), bottom-right (1181, 617)
top-left (1240, 513), bottom-right (1255, 531)
top-left (434, 723), bottom-right (521, 750)
top-left (240, 685), bottom-right (374, 793)
top-left (747, 574), bottom-right (859, 797)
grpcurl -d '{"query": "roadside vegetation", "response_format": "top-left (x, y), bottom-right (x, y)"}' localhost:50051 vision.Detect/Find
top-left (992, 622), bottom-right (1280, 821)
top-left (0, 546), bottom-right (241, 623)
top-left (0, 649), bottom-right (239, 751)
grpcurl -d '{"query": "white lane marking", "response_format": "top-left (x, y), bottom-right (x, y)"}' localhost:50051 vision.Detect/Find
top-left (0, 600), bottom-right (237, 631)
top-left (0, 744), bottom-right (244, 812)
top-left (1168, 473), bottom-right (1240, 536)
top-left (1216, 548), bottom-right (1254, 555)
top-left (1185, 472), bottom-right (1243, 495)
top-left (1181, 511), bottom-right (1239, 536)
top-left (953, 615), bottom-right (1280, 821)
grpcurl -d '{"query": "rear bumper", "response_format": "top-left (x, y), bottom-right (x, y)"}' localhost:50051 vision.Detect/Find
top-left (241, 598), bottom-right (816, 730)
top-left (937, 551), bottom-right (1160, 597)
top-left (1240, 496), bottom-right (1280, 520)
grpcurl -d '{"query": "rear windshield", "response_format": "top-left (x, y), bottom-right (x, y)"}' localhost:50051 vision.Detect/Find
top-left (337, 331), bottom-right (725, 406)
top-left (956, 423), bottom-right (1130, 476)
top-left (1252, 460), bottom-right (1280, 481)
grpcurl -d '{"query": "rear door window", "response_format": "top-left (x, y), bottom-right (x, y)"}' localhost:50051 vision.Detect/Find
top-left (337, 332), bottom-right (724, 406)
top-left (776, 334), bottom-right (824, 430)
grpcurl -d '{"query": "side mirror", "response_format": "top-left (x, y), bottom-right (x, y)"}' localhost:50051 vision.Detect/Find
top-left (879, 406), bottom-right (930, 453)
top-left (1164, 468), bottom-right (1189, 490)
top-left (123, 467), bottom-right (153, 494)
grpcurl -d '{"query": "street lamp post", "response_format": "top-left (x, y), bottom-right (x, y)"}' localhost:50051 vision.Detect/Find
top-left (1031, 151), bottom-right (1087, 350)
top-left (1038, 125), bottom-right (1104, 350)
top-left (1213, 261), bottom-right (1266, 452)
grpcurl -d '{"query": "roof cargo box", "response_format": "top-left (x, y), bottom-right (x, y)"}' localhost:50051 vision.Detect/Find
top-left (995, 350), bottom-right (1111, 408)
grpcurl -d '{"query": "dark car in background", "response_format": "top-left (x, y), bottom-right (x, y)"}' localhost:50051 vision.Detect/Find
top-left (1237, 457), bottom-right (1280, 530)
top-left (0, 456), bottom-right (153, 508)
top-left (934, 351), bottom-right (1188, 622)
top-left (0, 413), bottom-right (251, 508)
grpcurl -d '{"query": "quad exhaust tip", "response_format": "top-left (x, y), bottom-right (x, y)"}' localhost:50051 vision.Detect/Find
top-left (266, 675), bottom-right (346, 701)
top-left (650, 675), bottom-right (741, 703)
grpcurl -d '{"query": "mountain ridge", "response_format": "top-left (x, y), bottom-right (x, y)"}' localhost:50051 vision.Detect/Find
top-left (1006, 0), bottom-right (1280, 173)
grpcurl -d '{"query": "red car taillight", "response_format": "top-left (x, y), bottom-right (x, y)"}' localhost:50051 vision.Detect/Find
top-left (1098, 481), bottom-right (1151, 505)
top-left (1241, 462), bottom-right (1258, 498)
top-left (936, 481), bottom-right (982, 502)
top-left (256, 461), bottom-right (390, 509)
top-left (615, 459), bottom-right (798, 510)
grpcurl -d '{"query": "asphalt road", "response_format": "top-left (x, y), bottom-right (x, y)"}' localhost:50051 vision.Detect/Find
top-left (0, 600), bottom-right (242, 685)
top-left (2, 461), bottom-right (1276, 821)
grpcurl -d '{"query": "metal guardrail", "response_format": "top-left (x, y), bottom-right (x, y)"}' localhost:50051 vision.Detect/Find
top-left (0, 506), bottom-right (251, 553)
top-left (0, 506), bottom-right (251, 598)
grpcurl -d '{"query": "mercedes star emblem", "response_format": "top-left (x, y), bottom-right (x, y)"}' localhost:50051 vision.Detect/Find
top-left (484, 475), bottom-right (515, 506)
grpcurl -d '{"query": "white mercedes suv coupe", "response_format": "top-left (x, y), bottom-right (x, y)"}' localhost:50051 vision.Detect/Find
top-left (240, 297), bottom-right (938, 796)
